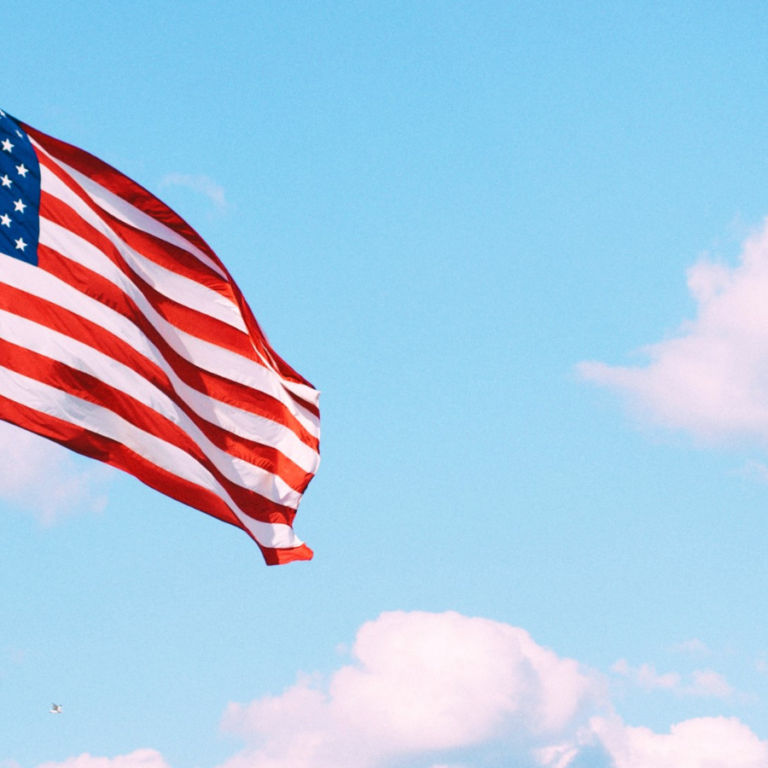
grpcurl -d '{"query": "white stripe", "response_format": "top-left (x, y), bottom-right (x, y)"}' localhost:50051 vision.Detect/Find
top-left (39, 148), bottom-right (320, 412)
top-left (31, 138), bottom-right (228, 278)
top-left (40, 213), bottom-right (247, 335)
top-left (0, 255), bottom-right (322, 443)
top-left (0, 308), bottom-right (304, 508)
top-left (0, 363), bottom-right (303, 549)
top-left (40, 165), bottom-right (247, 333)
top-left (173, 381), bottom-right (320, 473)
top-left (169, 328), bottom-right (321, 431)
top-left (277, 375), bottom-right (321, 409)
top-left (30, 224), bottom-right (320, 438)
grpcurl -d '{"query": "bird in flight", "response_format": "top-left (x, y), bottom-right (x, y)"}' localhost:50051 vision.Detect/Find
top-left (50, 704), bottom-right (62, 714)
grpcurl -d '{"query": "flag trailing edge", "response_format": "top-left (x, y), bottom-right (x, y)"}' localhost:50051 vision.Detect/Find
top-left (0, 108), bottom-right (320, 565)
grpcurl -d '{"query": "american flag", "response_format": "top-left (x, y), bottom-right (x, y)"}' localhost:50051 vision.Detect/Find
top-left (0, 109), bottom-right (320, 565)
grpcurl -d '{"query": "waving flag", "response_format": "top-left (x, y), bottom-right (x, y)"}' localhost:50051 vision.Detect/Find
top-left (0, 109), bottom-right (320, 564)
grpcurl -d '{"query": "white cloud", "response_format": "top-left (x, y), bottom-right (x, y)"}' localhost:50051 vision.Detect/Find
top-left (221, 610), bottom-right (601, 768)
top-left (0, 421), bottom-right (111, 524)
top-left (428, 765), bottom-right (467, 768)
top-left (671, 639), bottom-right (710, 656)
top-left (2, 647), bottom-right (28, 667)
top-left (535, 742), bottom-right (582, 768)
top-left (611, 659), bottom-right (732, 698)
top-left (159, 173), bottom-right (227, 209)
top-left (688, 669), bottom-right (732, 698)
top-left (27, 611), bottom-right (768, 768)
top-left (612, 660), bottom-right (680, 690)
top-left (737, 460), bottom-right (768, 484)
top-left (578, 218), bottom-right (768, 445)
top-left (36, 752), bottom-right (171, 768)
top-left (592, 715), bottom-right (768, 768)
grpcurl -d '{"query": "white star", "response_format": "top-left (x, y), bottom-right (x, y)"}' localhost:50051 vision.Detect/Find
top-left (0, 214), bottom-right (10, 227)
top-left (1, 139), bottom-right (13, 153)
top-left (1, 175), bottom-right (11, 188)
top-left (14, 237), bottom-right (26, 252)
top-left (0, 109), bottom-right (5, 117)
top-left (15, 164), bottom-right (27, 177)
top-left (15, 130), bottom-right (21, 138)
top-left (13, 199), bottom-right (26, 213)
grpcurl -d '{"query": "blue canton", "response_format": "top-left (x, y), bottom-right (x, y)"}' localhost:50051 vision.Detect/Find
top-left (0, 110), bottom-right (40, 266)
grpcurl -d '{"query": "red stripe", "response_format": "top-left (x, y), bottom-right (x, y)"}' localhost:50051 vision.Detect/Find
top-left (36, 242), bottom-right (320, 452)
top-left (41, 192), bottom-right (258, 360)
top-left (30, 128), bottom-right (283, 378)
top-left (31, 137), bottom-right (320, 402)
top-left (0, 391), bottom-right (238, 527)
top-left (0, 336), bottom-right (299, 526)
top-left (0, 277), bottom-right (316, 493)
top-left (232, 285), bottom-right (321, 406)
top-left (37, 150), bottom-right (318, 417)
top-left (24, 122), bottom-right (227, 273)
top-left (37, 152), bottom-right (240, 305)
top-left (262, 542), bottom-right (314, 565)
top-left (19, 119), bottom-right (319, 563)
top-left (0, 395), bottom-right (312, 564)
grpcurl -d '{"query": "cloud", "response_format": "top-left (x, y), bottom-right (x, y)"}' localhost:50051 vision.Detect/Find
top-left (671, 639), bottom-right (711, 656)
top-left (611, 660), bottom-right (680, 690)
top-left (220, 610), bottom-right (602, 768)
top-left (591, 715), bottom-right (768, 768)
top-left (688, 669), bottom-right (733, 698)
top-left (578, 218), bottom-right (768, 445)
top-left (2, 646), bottom-right (28, 667)
top-left (27, 611), bottom-right (768, 768)
top-left (737, 459), bottom-right (768, 484)
top-left (611, 659), bottom-right (732, 698)
top-left (159, 173), bottom-right (227, 210)
top-left (0, 421), bottom-right (112, 524)
top-left (35, 752), bottom-right (171, 768)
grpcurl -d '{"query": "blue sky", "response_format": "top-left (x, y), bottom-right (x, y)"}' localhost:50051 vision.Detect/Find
top-left (3, 2), bottom-right (768, 767)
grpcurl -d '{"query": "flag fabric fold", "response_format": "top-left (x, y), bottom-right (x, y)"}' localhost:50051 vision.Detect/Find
top-left (0, 109), bottom-right (319, 564)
